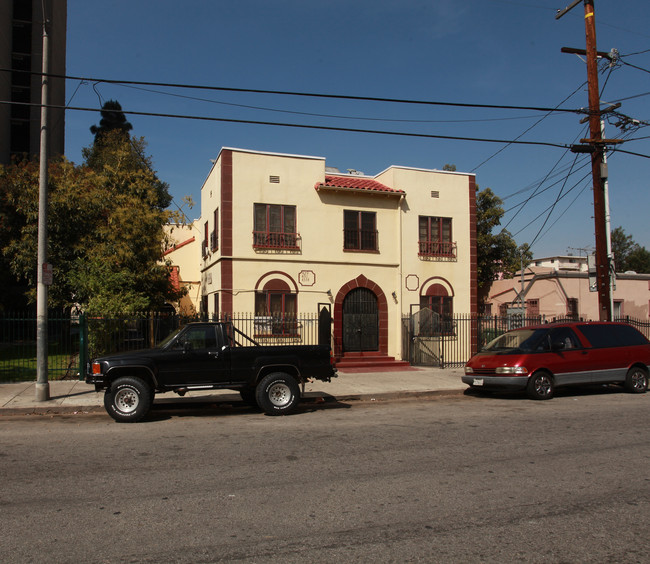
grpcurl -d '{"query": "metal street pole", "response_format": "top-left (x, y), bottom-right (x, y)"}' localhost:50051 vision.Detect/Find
top-left (601, 118), bottom-right (615, 317)
top-left (36, 13), bottom-right (50, 401)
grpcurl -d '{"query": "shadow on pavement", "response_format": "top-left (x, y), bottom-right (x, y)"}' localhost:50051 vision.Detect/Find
top-left (141, 396), bottom-right (352, 423)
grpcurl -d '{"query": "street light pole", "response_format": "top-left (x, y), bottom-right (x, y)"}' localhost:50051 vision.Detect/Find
top-left (36, 12), bottom-right (50, 401)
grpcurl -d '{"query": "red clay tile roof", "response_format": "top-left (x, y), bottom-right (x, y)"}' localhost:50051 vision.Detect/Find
top-left (315, 175), bottom-right (405, 195)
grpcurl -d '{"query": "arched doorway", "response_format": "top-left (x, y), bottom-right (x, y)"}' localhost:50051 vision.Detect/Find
top-left (342, 288), bottom-right (379, 352)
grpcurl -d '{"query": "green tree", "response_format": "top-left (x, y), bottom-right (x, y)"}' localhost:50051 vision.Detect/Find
top-left (2, 131), bottom-right (183, 314)
top-left (625, 247), bottom-right (650, 273)
top-left (476, 187), bottom-right (532, 298)
top-left (90, 100), bottom-right (133, 141)
top-left (611, 226), bottom-right (650, 273)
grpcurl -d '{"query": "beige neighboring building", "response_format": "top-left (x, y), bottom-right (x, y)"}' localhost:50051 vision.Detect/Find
top-left (197, 147), bottom-right (477, 362)
top-left (485, 259), bottom-right (650, 321)
top-left (163, 221), bottom-right (202, 315)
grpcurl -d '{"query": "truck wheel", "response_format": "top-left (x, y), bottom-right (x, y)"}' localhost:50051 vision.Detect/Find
top-left (625, 366), bottom-right (648, 394)
top-left (104, 376), bottom-right (152, 423)
top-left (256, 372), bottom-right (300, 416)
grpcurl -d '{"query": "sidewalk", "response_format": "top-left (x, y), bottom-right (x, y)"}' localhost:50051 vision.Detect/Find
top-left (0, 366), bottom-right (467, 416)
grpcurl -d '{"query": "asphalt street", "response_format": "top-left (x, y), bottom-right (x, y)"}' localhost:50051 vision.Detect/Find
top-left (2, 388), bottom-right (649, 563)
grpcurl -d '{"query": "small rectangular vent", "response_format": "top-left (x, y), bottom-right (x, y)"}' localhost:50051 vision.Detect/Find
top-left (269, 175), bottom-right (280, 184)
top-left (431, 190), bottom-right (440, 198)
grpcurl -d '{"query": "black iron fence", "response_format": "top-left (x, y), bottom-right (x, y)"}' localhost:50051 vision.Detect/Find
top-left (403, 313), bottom-right (650, 369)
top-left (2, 311), bottom-right (648, 380)
top-left (0, 312), bottom-right (323, 383)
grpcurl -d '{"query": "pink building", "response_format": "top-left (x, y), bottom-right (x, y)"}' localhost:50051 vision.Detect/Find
top-left (485, 260), bottom-right (650, 321)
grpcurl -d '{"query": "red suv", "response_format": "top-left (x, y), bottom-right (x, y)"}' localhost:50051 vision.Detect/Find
top-left (463, 322), bottom-right (650, 400)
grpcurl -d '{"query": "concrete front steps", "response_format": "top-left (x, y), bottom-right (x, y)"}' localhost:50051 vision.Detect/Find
top-left (335, 352), bottom-right (413, 373)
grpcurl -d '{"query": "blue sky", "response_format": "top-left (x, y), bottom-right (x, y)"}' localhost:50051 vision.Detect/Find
top-left (64, 0), bottom-right (650, 258)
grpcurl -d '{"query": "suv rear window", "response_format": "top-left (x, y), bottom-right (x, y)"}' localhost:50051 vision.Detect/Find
top-left (576, 324), bottom-right (649, 348)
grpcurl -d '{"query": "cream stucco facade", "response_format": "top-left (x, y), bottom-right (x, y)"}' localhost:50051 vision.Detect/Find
top-left (197, 148), bottom-right (477, 361)
top-left (163, 221), bottom-right (202, 315)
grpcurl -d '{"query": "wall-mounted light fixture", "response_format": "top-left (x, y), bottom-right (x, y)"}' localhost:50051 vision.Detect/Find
top-left (326, 289), bottom-right (332, 298)
top-left (392, 291), bottom-right (398, 303)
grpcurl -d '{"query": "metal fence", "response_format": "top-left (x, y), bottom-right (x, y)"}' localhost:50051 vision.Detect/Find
top-left (0, 312), bottom-right (323, 383)
top-left (2, 311), bottom-right (648, 381)
top-left (403, 313), bottom-right (650, 369)
top-left (0, 312), bottom-right (82, 382)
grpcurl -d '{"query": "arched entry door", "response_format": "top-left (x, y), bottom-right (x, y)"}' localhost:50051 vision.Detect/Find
top-left (342, 288), bottom-right (379, 352)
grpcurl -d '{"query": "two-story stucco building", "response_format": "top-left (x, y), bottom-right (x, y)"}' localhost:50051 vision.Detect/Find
top-left (197, 147), bottom-right (477, 364)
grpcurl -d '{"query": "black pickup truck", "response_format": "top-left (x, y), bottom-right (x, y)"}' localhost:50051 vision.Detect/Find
top-left (86, 321), bottom-right (337, 422)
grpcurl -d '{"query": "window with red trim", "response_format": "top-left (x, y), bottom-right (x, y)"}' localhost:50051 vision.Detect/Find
top-left (419, 284), bottom-right (454, 335)
top-left (344, 210), bottom-right (377, 251)
top-left (418, 216), bottom-right (455, 257)
top-left (254, 279), bottom-right (298, 336)
top-left (253, 204), bottom-right (298, 249)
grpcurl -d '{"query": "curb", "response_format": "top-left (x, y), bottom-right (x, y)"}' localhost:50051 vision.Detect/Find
top-left (0, 388), bottom-right (466, 417)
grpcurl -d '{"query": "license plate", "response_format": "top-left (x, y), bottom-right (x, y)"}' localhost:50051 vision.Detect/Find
top-left (473, 378), bottom-right (484, 386)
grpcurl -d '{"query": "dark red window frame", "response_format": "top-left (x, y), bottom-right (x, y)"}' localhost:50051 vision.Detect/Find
top-left (253, 204), bottom-right (299, 249)
top-left (418, 216), bottom-right (455, 257)
top-left (344, 210), bottom-right (378, 251)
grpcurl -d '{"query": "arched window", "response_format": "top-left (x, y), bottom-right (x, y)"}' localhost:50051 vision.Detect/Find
top-left (254, 279), bottom-right (297, 335)
top-left (420, 284), bottom-right (453, 316)
top-left (419, 283), bottom-right (454, 335)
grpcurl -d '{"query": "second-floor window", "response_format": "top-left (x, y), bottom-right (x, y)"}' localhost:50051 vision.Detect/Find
top-left (202, 221), bottom-right (209, 258)
top-left (344, 210), bottom-right (378, 251)
top-left (210, 208), bottom-right (219, 251)
top-left (253, 204), bottom-right (298, 249)
top-left (418, 216), bottom-right (455, 257)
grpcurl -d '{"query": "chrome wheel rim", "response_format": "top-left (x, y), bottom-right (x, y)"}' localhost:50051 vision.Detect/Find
top-left (631, 370), bottom-right (647, 391)
top-left (115, 387), bottom-right (139, 413)
top-left (268, 382), bottom-right (291, 407)
top-left (534, 375), bottom-right (551, 397)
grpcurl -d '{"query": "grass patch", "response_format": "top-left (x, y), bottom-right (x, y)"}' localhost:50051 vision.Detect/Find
top-left (0, 342), bottom-right (79, 382)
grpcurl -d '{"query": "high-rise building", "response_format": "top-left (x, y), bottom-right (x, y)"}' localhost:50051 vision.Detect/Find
top-left (0, 0), bottom-right (66, 164)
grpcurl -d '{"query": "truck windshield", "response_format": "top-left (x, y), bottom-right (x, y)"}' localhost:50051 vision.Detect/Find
top-left (157, 327), bottom-right (183, 349)
top-left (483, 328), bottom-right (548, 353)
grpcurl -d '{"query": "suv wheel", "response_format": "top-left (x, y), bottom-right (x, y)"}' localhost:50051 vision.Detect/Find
top-left (104, 376), bottom-right (152, 423)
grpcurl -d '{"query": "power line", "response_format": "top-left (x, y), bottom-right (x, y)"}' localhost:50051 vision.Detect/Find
top-left (528, 154), bottom-right (580, 249)
top-left (511, 171), bottom-right (591, 239)
top-left (0, 67), bottom-right (587, 115)
top-left (114, 81), bottom-right (553, 126)
top-left (504, 159), bottom-right (591, 211)
top-left (0, 100), bottom-right (572, 149)
top-left (619, 59), bottom-right (650, 75)
top-left (470, 81), bottom-right (587, 172)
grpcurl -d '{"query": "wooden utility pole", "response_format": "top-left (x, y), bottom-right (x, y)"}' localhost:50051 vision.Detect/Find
top-left (557, 0), bottom-right (612, 320)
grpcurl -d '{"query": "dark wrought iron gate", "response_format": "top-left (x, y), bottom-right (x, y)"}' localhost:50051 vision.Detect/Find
top-left (342, 288), bottom-right (379, 352)
top-left (406, 305), bottom-right (443, 367)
